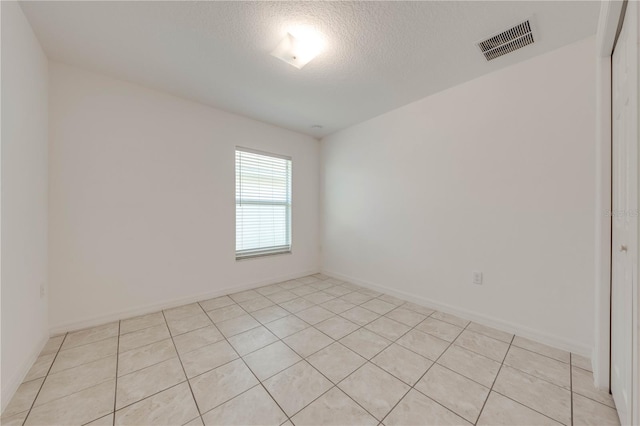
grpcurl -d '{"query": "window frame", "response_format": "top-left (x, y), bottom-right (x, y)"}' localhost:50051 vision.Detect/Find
top-left (235, 147), bottom-right (292, 260)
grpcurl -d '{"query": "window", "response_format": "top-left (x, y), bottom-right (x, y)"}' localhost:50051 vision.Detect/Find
top-left (235, 148), bottom-right (291, 260)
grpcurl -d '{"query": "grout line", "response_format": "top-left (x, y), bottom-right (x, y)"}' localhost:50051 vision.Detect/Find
top-left (160, 310), bottom-right (204, 419)
top-left (21, 333), bottom-right (69, 426)
top-left (473, 334), bottom-right (514, 425)
top-left (570, 353), bottom-right (574, 426)
top-left (112, 321), bottom-right (121, 426)
top-left (195, 301), bottom-right (294, 425)
top-left (378, 321), bottom-right (472, 425)
top-left (17, 276), bottom-right (585, 426)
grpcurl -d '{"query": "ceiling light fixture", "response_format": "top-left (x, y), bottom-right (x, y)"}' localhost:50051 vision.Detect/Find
top-left (271, 26), bottom-right (325, 69)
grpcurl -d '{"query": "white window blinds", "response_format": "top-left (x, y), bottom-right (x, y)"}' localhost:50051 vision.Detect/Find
top-left (235, 148), bottom-right (292, 260)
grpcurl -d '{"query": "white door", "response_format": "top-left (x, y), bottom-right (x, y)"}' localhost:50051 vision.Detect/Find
top-left (611, 2), bottom-right (638, 425)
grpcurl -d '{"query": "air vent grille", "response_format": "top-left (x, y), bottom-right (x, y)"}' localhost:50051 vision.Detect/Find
top-left (478, 20), bottom-right (534, 61)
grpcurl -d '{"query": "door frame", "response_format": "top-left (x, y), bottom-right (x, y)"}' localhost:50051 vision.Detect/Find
top-left (595, 1), bottom-right (638, 423)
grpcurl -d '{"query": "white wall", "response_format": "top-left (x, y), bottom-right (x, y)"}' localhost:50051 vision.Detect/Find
top-left (49, 63), bottom-right (320, 332)
top-left (1, 1), bottom-right (50, 411)
top-left (321, 37), bottom-right (596, 354)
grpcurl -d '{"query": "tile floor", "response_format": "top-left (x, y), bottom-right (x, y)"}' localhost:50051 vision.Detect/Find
top-left (2, 274), bottom-right (621, 426)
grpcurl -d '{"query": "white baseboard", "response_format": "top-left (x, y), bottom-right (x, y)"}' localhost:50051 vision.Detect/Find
top-left (49, 269), bottom-right (319, 335)
top-left (1, 333), bottom-right (49, 414)
top-left (323, 269), bottom-right (592, 357)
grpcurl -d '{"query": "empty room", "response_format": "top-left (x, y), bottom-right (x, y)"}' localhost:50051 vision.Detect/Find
top-left (1, 0), bottom-right (638, 425)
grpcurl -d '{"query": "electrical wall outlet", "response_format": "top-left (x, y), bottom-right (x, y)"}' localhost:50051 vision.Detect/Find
top-left (472, 271), bottom-right (483, 285)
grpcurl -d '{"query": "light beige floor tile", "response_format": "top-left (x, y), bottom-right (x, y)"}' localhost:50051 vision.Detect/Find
top-left (339, 328), bottom-right (392, 360)
top-left (266, 315), bottom-right (310, 338)
top-left (296, 306), bottom-right (335, 325)
top-left (339, 306), bottom-right (380, 326)
top-left (263, 361), bottom-right (332, 417)
top-left (267, 290), bottom-right (297, 304)
top-left (24, 352), bottom-right (56, 382)
top-left (297, 276), bottom-right (320, 285)
top-left (207, 304), bottom-right (246, 323)
top-left (321, 298), bottom-right (356, 314)
top-left (118, 323), bottom-right (170, 352)
top-left (86, 413), bottom-right (115, 425)
top-left (51, 337), bottom-right (117, 373)
top-left (238, 296), bottom-right (274, 313)
top-left (291, 285), bottom-right (319, 297)
top-left (40, 335), bottom-right (65, 355)
top-left (279, 280), bottom-right (303, 290)
top-left (0, 411), bottom-right (29, 426)
top-left (415, 364), bottom-right (489, 423)
top-left (62, 322), bottom-right (119, 350)
top-left (115, 382), bottom-right (199, 426)
top-left (385, 389), bottom-right (470, 426)
top-left (228, 326), bottom-right (278, 356)
top-left (361, 299), bottom-right (396, 315)
top-left (437, 344), bottom-right (501, 387)
top-left (120, 312), bottom-right (165, 335)
top-left (431, 311), bottom-right (470, 328)
top-left (315, 316), bottom-right (360, 340)
top-left (256, 284), bottom-right (284, 296)
top-left (303, 291), bottom-right (335, 305)
top-left (340, 292), bottom-right (374, 305)
top-left (312, 273), bottom-right (330, 280)
top-left (572, 354), bottom-right (592, 372)
top-left (365, 317), bottom-right (411, 341)
top-left (164, 304), bottom-right (204, 322)
top-left (307, 342), bottom-right (366, 384)
top-left (572, 366), bottom-right (615, 408)
top-left (310, 282), bottom-right (334, 291)
top-left (184, 416), bottom-right (204, 426)
top-left (396, 329), bottom-right (449, 361)
top-left (572, 393), bottom-right (620, 426)
top-left (216, 314), bottom-right (261, 338)
top-left (284, 327), bottom-right (334, 358)
top-left (377, 294), bottom-right (406, 306)
top-left (372, 344), bottom-right (433, 386)
top-left (201, 385), bottom-right (287, 426)
top-left (25, 380), bottom-right (115, 426)
top-left (416, 318), bottom-right (464, 342)
top-left (167, 312), bottom-right (212, 336)
top-left (190, 359), bottom-right (259, 413)
top-left (504, 346), bottom-right (570, 389)
top-left (243, 341), bottom-right (301, 381)
top-left (292, 387), bottom-right (378, 426)
top-left (359, 289), bottom-right (382, 298)
top-left (477, 392), bottom-right (561, 426)
top-left (3, 378), bottom-right (44, 417)
top-left (493, 366), bottom-right (570, 424)
top-left (427, 314), bottom-right (468, 332)
top-left (400, 302), bottom-right (435, 317)
top-left (454, 330), bottom-right (509, 362)
top-left (512, 336), bottom-right (570, 363)
top-left (36, 355), bottom-right (116, 406)
top-left (181, 340), bottom-right (238, 378)
top-left (229, 289), bottom-right (262, 303)
top-left (173, 325), bottom-right (224, 355)
top-left (116, 357), bottom-right (185, 409)
top-left (199, 295), bottom-right (235, 312)
top-left (118, 339), bottom-right (177, 377)
top-left (385, 307), bottom-right (426, 327)
top-left (251, 305), bottom-right (290, 323)
top-left (467, 323), bottom-right (514, 343)
top-left (338, 363), bottom-right (410, 421)
top-left (324, 286), bottom-right (352, 298)
top-left (279, 297), bottom-right (316, 314)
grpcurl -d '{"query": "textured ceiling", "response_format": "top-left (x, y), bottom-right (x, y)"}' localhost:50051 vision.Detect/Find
top-left (21, 1), bottom-right (599, 137)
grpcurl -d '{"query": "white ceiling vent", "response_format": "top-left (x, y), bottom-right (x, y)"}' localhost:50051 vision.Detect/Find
top-left (477, 20), bottom-right (534, 61)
